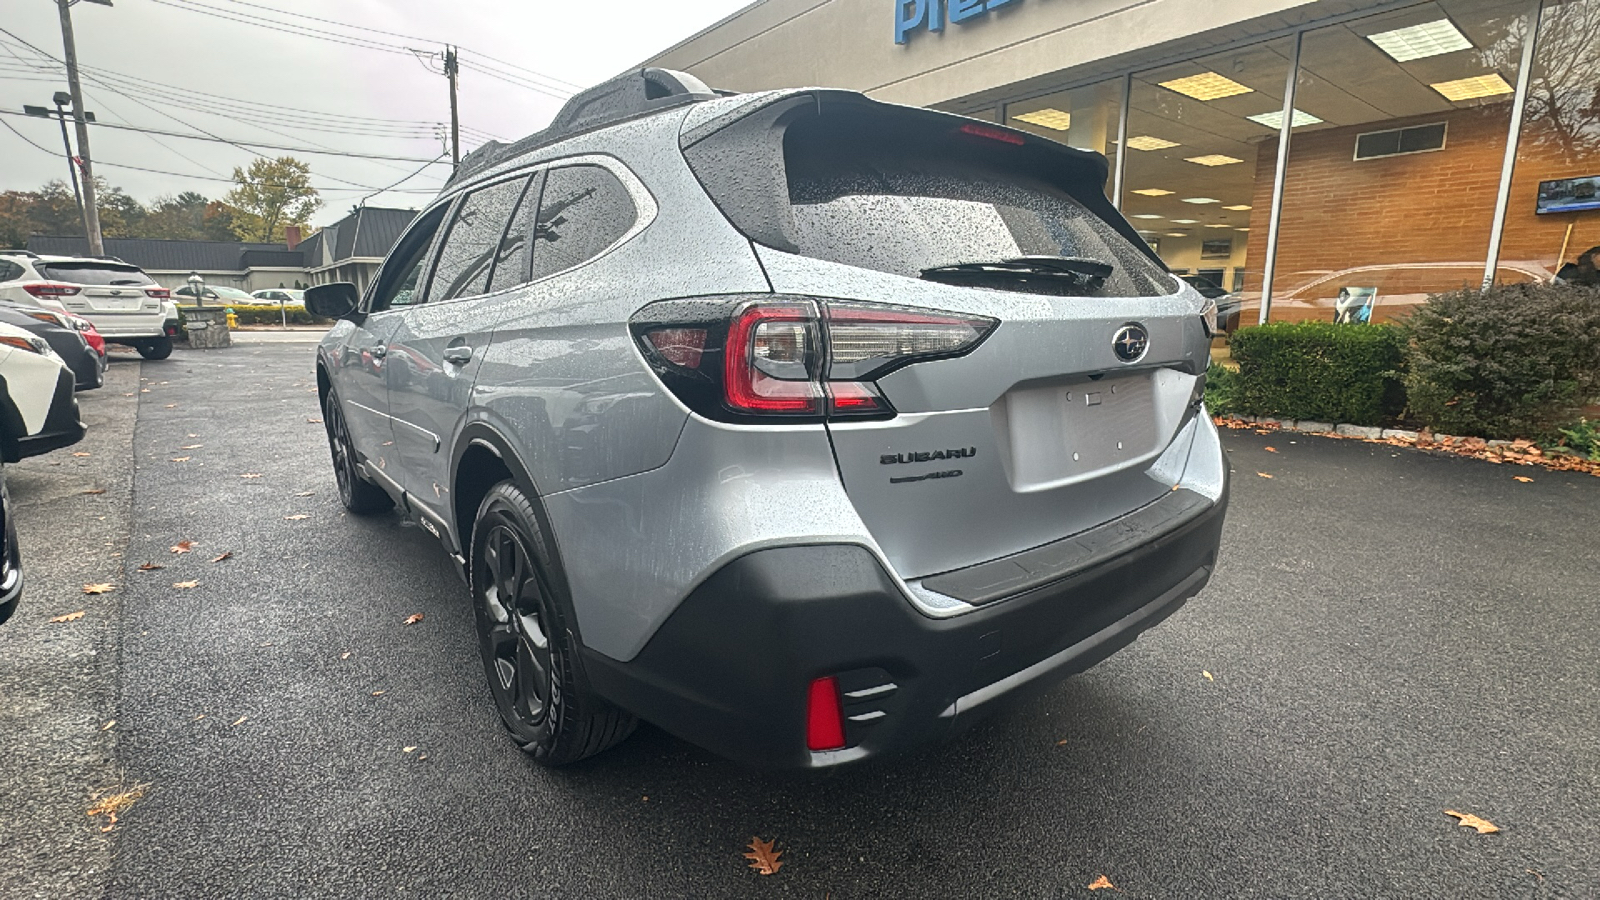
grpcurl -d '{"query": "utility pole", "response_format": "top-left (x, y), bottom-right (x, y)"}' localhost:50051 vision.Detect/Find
top-left (52, 93), bottom-right (85, 219)
top-left (444, 45), bottom-right (460, 172)
top-left (56, 0), bottom-right (111, 257)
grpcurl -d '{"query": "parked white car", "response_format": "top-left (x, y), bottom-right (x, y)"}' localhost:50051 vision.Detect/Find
top-left (0, 252), bottom-right (180, 360)
top-left (251, 288), bottom-right (305, 304)
top-left (0, 320), bottom-right (84, 461)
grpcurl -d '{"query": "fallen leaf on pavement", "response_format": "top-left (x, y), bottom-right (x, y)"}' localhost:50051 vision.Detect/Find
top-left (164, 404), bottom-right (177, 409)
top-left (307, 417), bottom-right (322, 424)
top-left (1088, 875), bottom-right (1116, 891)
top-left (1056, 739), bottom-right (1068, 746)
top-left (170, 540), bottom-right (195, 554)
top-left (136, 562), bottom-right (164, 572)
top-left (181, 444), bottom-right (203, 450)
top-left (170, 457), bottom-right (190, 463)
top-left (1513, 476), bottom-right (1533, 483)
top-left (173, 580), bottom-right (199, 589)
top-left (1257, 472), bottom-right (1274, 479)
top-left (87, 783), bottom-right (147, 831)
top-left (371, 691), bottom-right (386, 696)
top-left (230, 716), bottom-right (247, 727)
top-left (339, 651), bottom-right (352, 660)
top-left (1203, 670), bottom-right (1214, 681)
top-left (81, 488), bottom-right (107, 495)
top-left (284, 514), bottom-right (310, 521)
top-left (49, 611), bottom-right (86, 623)
top-left (239, 473), bottom-right (262, 479)
top-left (1264, 446), bottom-right (1278, 452)
top-left (211, 551), bottom-right (233, 562)
top-left (82, 583), bottom-right (115, 595)
top-left (73, 451), bottom-right (91, 457)
top-left (403, 746), bottom-right (417, 753)
top-left (402, 613), bottom-right (424, 625)
top-left (743, 837), bottom-right (784, 875)
top-left (1445, 810), bottom-right (1500, 834)
top-left (101, 720), bottom-right (116, 731)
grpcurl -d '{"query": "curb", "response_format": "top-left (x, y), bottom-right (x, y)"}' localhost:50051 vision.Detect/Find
top-left (1216, 415), bottom-right (1600, 477)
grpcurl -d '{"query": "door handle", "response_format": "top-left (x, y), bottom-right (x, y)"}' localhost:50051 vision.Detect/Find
top-left (443, 345), bottom-right (473, 365)
top-left (369, 344), bottom-right (388, 359)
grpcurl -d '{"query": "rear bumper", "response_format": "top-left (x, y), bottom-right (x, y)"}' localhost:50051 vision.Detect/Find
top-left (582, 479), bottom-right (1228, 768)
top-left (16, 368), bottom-right (85, 459)
top-left (87, 313), bottom-right (167, 340)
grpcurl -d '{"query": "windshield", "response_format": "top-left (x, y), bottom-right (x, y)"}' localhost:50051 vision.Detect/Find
top-left (38, 262), bottom-right (154, 287)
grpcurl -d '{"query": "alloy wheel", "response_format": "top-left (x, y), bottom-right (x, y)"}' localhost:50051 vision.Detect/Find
top-left (478, 522), bottom-right (554, 727)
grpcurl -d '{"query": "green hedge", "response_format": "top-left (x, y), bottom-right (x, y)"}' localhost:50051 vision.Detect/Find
top-left (1403, 283), bottom-right (1600, 440)
top-left (1226, 321), bottom-right (1406, 426)
top-left (176, 302), bottom-right (330, 327)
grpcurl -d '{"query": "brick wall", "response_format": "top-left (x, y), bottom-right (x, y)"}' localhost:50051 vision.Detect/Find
top-left (1243, 103), bottom-right (1600, 323)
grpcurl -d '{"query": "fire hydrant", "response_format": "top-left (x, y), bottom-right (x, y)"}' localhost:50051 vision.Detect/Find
top-left (225, 308), bottom-right (238, 329)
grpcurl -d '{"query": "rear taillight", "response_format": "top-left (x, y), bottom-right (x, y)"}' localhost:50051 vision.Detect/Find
top-left (631, 295), bottom-right (996, 422)
top-left (145, 288), bottom-right (171, 299)
top-left (23, 283), bottom-right (81, 299)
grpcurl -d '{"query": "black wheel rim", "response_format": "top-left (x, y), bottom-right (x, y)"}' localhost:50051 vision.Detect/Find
top-left (324, 399), bottom-right (356, 506)
top-left (478, 522), bottom-right (553, 726)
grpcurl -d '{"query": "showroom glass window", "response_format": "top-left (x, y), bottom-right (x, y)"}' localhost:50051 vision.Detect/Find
top-left (1270, 0), bottom-right (1531, 322)
top-left (1006, 78), bottom-right (1125, 202)
top-left (423, 175), bottom-right (532, 305)
top-left (1497, 0), bottom-right (1600, 281)
top-left (1122, 39), bottom-right (1295, 324)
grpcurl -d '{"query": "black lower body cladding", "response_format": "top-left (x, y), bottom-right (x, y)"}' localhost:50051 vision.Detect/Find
top-left (581, 481), bottom-right (1229, 768)
top-left (15, 368), bottom-right (85, 460)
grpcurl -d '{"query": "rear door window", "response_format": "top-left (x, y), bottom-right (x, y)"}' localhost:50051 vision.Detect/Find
top-left (487, 173), bottom-right (542, 294)
top-left (528, 165), bottom-right (637, 281)
top-left (0, 260), bottom-right (23, 282)
top-left (423, 175), bottom-right (532, 305)
top-left (37, 262), bottom-right (154, 287)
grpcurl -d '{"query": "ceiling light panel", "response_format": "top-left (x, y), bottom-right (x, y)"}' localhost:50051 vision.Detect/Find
top-left (1125, 135), bottom-right (1180, 151)
top-left (1431, 73), bottom-right (1513, 101)
top-left (1132, 188), bottom-right (1175, 196)
top-left (1186, 154), bottom-right (1245, 167)
top-left (1131, 214), bottom-right (1165, 219)
top-left (1367, 19), bottom-right (1473, 62)
top-left (1224, 204), bottom-right (1253, 211)
top-left (1159, 72), bottom-right (1256, 101)
top-left (1247, 108), bottom-right (1324, 130)
top-left (1013, 108), bottom-right (1073, 131)
top-left (1170, 219), bottom-right (1199, 224)
top-left (1182, 197), bottom-right (1220, 204)
top-left (1164, 232), bottom-right (1189, 237)
top-left (1205, 224), bottom-right (1233, 229)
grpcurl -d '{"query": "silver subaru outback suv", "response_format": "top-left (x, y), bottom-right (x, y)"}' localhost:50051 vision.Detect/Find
top-left (310, 68), bottom-right (1229, 768)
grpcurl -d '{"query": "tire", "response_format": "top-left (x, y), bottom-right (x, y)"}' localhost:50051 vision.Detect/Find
top-left (321, 389), bottom-right (391, 514)
top-left (136, 337), bottom-right (173, 360)
top-left (471, 481), bottom-right (635, 765)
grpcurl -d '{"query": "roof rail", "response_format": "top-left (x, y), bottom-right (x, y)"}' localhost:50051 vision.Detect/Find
top-left (446, 68), bottom-right (719, 190)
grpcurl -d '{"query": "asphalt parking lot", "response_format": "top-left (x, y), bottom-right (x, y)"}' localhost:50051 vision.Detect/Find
top-left (2, 339), bottom-right (1597, 899)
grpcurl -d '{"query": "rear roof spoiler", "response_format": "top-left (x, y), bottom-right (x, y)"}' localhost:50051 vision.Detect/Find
top-left (446, 68), bottom-right (719, 190)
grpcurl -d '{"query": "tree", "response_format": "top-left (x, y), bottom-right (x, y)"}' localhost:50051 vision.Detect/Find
top-left (224, 156), bottom-right (321, 243)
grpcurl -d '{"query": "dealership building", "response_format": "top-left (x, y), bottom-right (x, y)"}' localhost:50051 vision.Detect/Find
top-left (646, 0), bottom-right (1600, 322)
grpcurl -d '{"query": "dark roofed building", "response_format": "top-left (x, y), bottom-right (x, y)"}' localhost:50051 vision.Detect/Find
top-left (299, 207), bottom-right (417, 294)
top-left (26, 206), bottom-right (417, 296)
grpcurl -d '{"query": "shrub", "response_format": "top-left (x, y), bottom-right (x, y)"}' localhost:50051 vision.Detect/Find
top-left (1403, 283), bottom-right (1600, 440)
top-left (1203, 362), bottom-right (1239, 415)
top-left (176, 302), bottom-right (330, 327)
top-left (1226, 321), bottom-right (1406, 425)
top-left (1554, 418), bottom-right (1600, 460)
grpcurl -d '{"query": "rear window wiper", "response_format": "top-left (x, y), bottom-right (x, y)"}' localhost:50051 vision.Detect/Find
top-left (920, 255), bottom-right (1114, 293)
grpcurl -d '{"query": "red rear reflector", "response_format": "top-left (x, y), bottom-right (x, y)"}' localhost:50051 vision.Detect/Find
top-left (145, 288), bottom-right (171, 299)
top-left (959, 123), bottom-right (1025, 145)
top-left (23, 283), bottom-right (81, 298)
top-left (646, 327), bottom-right (706, 369)
top-left (805, 676), bottom-right (847, 751)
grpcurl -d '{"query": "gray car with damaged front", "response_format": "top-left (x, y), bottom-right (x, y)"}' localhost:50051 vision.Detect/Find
top-left (308, 67), bottom-right (1228, 768)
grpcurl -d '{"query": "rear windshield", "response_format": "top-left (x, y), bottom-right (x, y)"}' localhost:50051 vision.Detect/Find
top-left (783, 113), bottom-right (1173, 297)
top-left (38, 262), bottom-right (154, 287)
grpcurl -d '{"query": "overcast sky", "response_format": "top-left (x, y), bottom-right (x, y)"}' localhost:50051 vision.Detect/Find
top-left (0, 0), bottom-right (751, 225)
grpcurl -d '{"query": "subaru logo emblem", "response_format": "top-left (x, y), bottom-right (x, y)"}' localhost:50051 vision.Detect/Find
top-left (1112, 324), bottom-right (1149, 363)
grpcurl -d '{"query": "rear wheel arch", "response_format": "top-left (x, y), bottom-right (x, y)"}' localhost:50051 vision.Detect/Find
top-left (451, 424), bottom-right (570, 608)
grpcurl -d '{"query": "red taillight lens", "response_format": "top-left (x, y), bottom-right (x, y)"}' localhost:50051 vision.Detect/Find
top-left (805, 676), bottom-right (846, 752)
top-left (724, 303), bottom-right (822, 415)
top-left (23, 283), bottom-right (81, 298)
top-left (145, 288), bottom-right (171, 299)
top-left (631, 295), bottom-right (995, 422)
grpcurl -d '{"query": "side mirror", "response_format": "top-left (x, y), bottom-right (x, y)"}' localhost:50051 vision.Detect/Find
top-left (305, 282), bottom-right (361, 321)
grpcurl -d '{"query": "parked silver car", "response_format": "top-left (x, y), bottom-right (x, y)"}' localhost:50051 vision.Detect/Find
top-left (310, 69), bottom-right (1229, 768)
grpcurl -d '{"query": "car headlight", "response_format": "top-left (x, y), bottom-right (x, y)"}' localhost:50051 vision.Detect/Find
top-left (1199, 296), bottom-right (1220, 338)
top-left (0, 333), bottom-right (56, 358)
